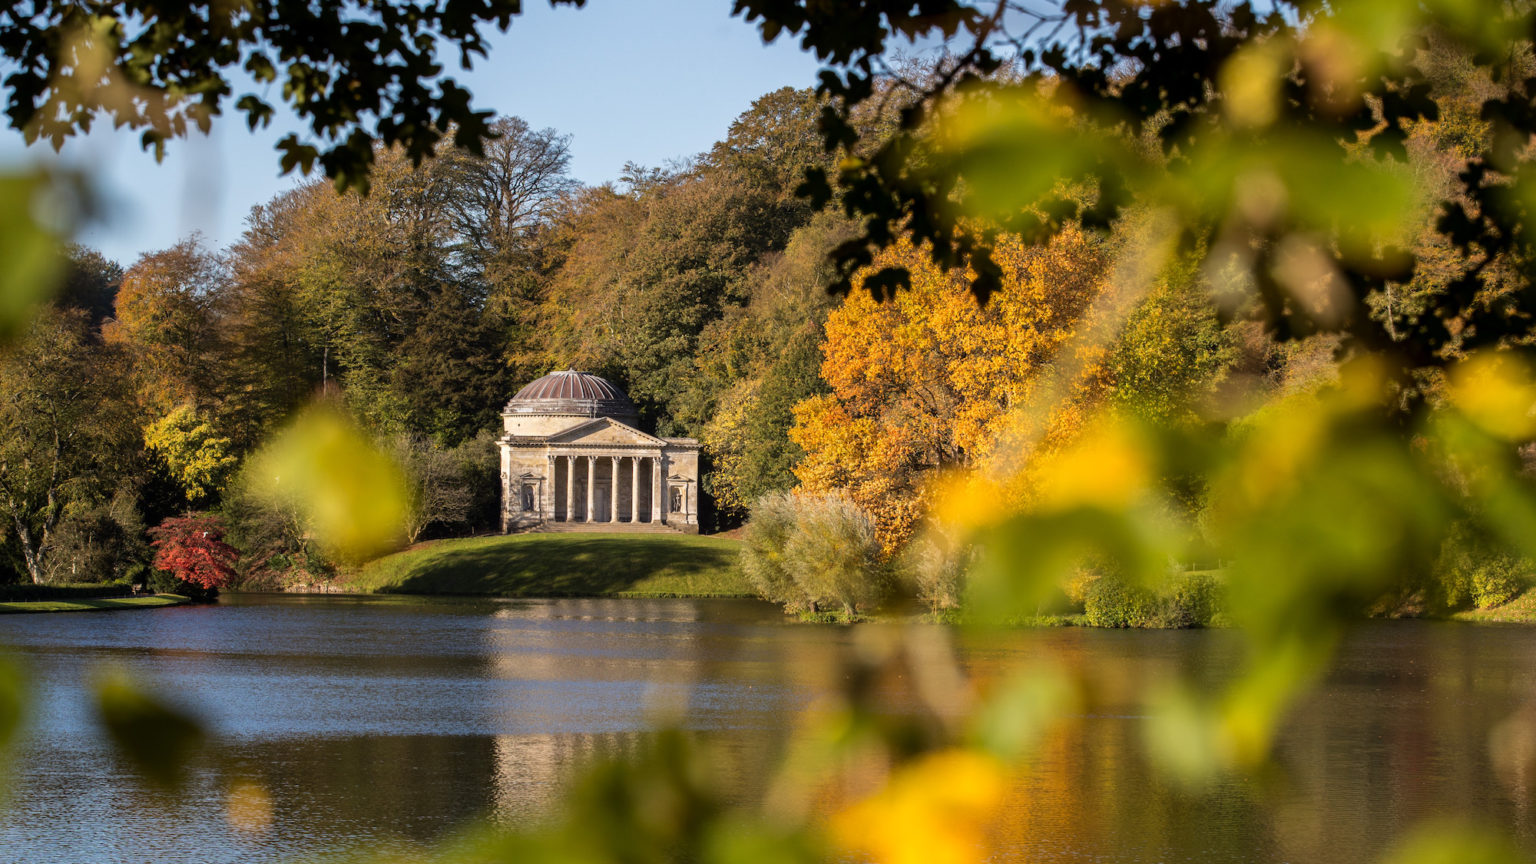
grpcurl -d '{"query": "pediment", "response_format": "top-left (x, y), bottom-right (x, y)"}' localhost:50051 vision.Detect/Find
top-left (546, 417), bottom-right (664, 447)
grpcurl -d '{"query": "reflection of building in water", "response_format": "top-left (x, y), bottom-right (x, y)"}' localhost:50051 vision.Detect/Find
top-left (490, 733), bottom-right (645, 821)
top-left (491, 598), bottom-right (704, 624)
top-left (497, 370), bottom-right (700, 533)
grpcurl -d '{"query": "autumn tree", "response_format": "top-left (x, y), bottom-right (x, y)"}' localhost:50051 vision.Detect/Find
top-left (791, 230), bottom-right (1108, 549)
top-left (142, 404), bottom-right (239, 505)
top-left (109, 238), bottom-right (226, 414)
top-left (147, 514), bottom-right (238, 599)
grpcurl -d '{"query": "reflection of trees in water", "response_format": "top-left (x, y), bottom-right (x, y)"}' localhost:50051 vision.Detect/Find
top-left (224, 736), bottom-right (501, 844)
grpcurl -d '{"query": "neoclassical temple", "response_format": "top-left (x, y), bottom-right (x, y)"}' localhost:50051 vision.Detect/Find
top-left (499, 370), bottom-right (700, 533)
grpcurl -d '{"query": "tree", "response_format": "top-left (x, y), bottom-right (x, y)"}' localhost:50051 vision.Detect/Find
top-left (391, 434), bottom-right (474, 544)
top-left (142, 403), bottom-right (239, 505)
top-left (147, 514), bottom-right (238, 598)
top-left (0, 309), bottom-right (138, 583)
top-left (439, 116), bottom-right (580, 286)
top-left (219, 189), bottom-right (325, 449)
top-left (745, 0), bottom-right (1536, 386)
top-left (109, 238), bottom-right (225, 414)
top-left (0, 1), bottom-right (586, 191)
top-left (57, 244), bottom-right (121, 329)
top-left (791, 229), bottom-right (1108, 549)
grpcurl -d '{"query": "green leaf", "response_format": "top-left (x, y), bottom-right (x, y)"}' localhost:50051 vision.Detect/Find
top-left (0, 172), bottom-right (66, 345)
top-left (93, 670), bottom-right (205, 789)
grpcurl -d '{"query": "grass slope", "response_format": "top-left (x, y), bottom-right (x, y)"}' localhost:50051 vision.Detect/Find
top-left (0, 595), bottom-right (188, 614)
top-left (350, 533), bottom-right (750, 598)
top-left (1451, 589), bottom-right (1536, 624)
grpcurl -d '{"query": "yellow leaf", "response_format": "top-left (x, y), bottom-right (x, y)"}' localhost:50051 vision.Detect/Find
top-left (248, 403), bottom-right (409, 562)
top-left (832, 749), bottom-right (1007, 864)
top-left (1449, 351), bottom-right (1536, 441)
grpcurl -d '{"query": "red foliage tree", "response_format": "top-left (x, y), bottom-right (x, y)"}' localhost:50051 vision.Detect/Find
top-left (147, 515), bottom-right (239, 590)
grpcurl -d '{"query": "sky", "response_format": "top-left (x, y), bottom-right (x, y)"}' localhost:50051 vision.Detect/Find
top-left (0, 0), bottom-right (830, 267)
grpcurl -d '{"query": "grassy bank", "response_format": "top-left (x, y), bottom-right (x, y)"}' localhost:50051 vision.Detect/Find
top-left (0, 594), bottom-right (188, 614)
top-left (348, 532), bottom-right (751, 598)
top-left (1451, 589), bottom-right (1536, 624)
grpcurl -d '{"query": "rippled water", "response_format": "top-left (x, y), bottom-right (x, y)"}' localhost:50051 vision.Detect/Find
top-left (0, 594), bottom-right (1533, 863)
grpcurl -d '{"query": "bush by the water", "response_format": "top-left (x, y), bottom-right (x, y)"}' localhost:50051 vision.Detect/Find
top-left (740, 493), bottom-right (800, 607)
top-left (1084, 572), bottom-right (1222, 629)
top-left (742, 492), bottom-right (886, 617)
top-left (1435, 523), bottom-right (1531, 610)
top-left (901, 529), bottom-right (974, 612)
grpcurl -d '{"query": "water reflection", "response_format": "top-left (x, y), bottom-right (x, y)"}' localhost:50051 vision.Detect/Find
top-left (0, 597), bottom-right (1531, 863)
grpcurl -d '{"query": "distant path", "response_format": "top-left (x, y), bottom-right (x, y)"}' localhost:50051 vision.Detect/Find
top-left (344, 533), bottom-right (751, 598)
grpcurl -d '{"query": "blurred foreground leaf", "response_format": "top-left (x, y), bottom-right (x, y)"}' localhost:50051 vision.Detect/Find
top-left (248, 402), bottom-right (410, 562)
top-left (93, 669), bottom-right (205, 789)
top-left (1381, 821), bottom-right (1533, 864)
top-left (0, 657), bottom-right (26, 805)
top-left (832, 748), bottom-right (1006, 864)
top-left (0, 171), bottom-right (68, 345)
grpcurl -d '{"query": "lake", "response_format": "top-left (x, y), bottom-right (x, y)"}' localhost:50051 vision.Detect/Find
top-left (0, 594), bottom-right (1532, 863)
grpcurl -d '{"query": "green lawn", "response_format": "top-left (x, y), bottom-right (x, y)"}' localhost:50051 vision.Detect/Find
top-left (0, 594), bottom-right (189, 614)
top-left (348, 532), bottom-right (751, 598)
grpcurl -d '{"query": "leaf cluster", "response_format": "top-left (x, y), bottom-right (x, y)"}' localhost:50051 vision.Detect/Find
top-left (0, 0), bottom-right (586, 190)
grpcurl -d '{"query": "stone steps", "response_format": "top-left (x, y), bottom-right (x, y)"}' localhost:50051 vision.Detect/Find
top-left (531, 521), bottom-right (681, 534)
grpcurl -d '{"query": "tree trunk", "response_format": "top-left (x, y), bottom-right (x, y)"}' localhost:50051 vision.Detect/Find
top-left (12, 517), bottom-right (44, 584)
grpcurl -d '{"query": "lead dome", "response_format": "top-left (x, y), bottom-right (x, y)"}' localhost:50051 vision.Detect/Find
top-left (503, 370), bottom-right (638, 423)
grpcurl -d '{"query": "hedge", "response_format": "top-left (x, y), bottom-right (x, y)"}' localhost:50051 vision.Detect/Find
top-left (0, 582), bottom-right (132, 602)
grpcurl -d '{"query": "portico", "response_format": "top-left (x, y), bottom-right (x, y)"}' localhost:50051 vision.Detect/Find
top-left (499, 371), bottom-right (701, 533)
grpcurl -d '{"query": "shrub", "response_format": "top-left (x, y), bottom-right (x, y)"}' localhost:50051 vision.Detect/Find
top-left (0, 582), bottom-right (131, 602)
top-left (1150, 572), bottom-right (1223, 628)
top-left (1470, 558), bottom-right (1526, 609)
top-left (901, 529), bottom-right (973, 612)
top-left (784, 494), bottom-right (886, 616)
top-left (742, 492), bottom-right (887, 617)
top-left (740, 492), bottom-right (803, 608)
top-left (1435, 522), bottom-right (1532, 610)
top-left (1084, 576), bottom-right (1158, 628)
top-left (1084, 572), bottom-right (1222, 629)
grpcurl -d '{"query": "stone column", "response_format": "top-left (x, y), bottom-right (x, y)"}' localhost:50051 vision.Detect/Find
top-left (653, 453), bottom-right (664, 523)
top-left (586, 455), bottom-right (596, 523)
top-left (564, 455), bottom-right (574, 522)
top-left (631, 457), bottom-right (640, 523)
top-left (610, 456), bottom-right (620, 523)
top-left (545, 454), bottom-right (555, 521)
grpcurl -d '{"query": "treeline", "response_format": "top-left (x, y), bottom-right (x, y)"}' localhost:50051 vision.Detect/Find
top-left (5, 47), bottom-right (1526, 619)
top-left (740, 40), bottom-right (1536, 622)
top-left (0, 87), bottom-right (864, 586)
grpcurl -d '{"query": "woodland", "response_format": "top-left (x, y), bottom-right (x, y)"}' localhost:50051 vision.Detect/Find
top-left (4, 2), bottom-right (1536, 863)
top-left (0, 37), bottom-right (1529, 621)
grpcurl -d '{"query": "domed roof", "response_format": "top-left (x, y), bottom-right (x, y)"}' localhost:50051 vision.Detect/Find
top-left (504, 370), bottom-right (638, 421)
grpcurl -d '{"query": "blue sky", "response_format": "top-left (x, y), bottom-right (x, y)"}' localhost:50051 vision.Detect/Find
top-left (0, 1), bottom-right (828, 267)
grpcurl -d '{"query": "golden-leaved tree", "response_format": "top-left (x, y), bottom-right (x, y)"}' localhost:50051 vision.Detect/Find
top-left (790, 229), bottom-right (1108, 550)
